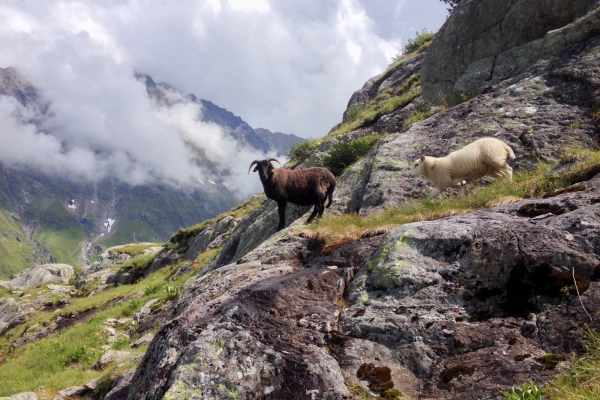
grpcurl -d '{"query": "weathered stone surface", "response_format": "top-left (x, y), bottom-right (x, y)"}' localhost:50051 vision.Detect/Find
top-left (343, 53), bottom-right (424, 122)
top-left (57, 386), bottom-right (85, 397)
top-left (119, 172), bottom-right (600, 399)
top-left (183, 216), bottom-right (235, 260)
top-left (85, 378), bottom-right (101, 391)
top-left (130, 332), bottom-right (154, 348)
top-left (0, 264), bottom-right (74, 290)
top-left (336, 174), bottom-right (600, 399)
top-left (421, 0), bottom-right (599, 104)
top-left (132, 298), bottom-right (160, 323)
top-left (125, 229), bottom-right (384, 400)
top-left (92, 350), bottom-right (134, 370)
top-left (332, 33), bottom-right (600, 216)
top-left (105, 369), bottom-right (136, 400)
top-left (1, 393), bottom-right (38, 400)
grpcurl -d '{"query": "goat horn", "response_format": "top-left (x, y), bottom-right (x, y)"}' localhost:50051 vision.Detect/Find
top-left (266, 157), bottom-right (282, 167)
top-left (248, 160), bottom-right (260, 175)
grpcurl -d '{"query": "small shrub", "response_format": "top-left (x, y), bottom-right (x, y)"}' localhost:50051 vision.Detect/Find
top-left (144, 282), bottom-right (166, 296)
top-left (121, 298), bottom-right (142, 317)
top-left (61, 344), bottom-right (98, 367)
top-left (323, 135), bottom-right (382, 176)
top-left (346, 104), bottom-right (364, 122)
top-left (593, 108), bottom-right (600, 129)
top-left (287, 138), bottom-right (320, 161)
top-left (440, 0), bottom-right (462, 15)
top-left (390, 29), bottom-right (435, 63)
top-left (501, 381), bottom-right (544, 400)
top-left (112, 337), bottom-right (130, 350)
top-left (164, 286), bottom-right (178, 301)
top-left (403, 29), bottom-right (435, 55)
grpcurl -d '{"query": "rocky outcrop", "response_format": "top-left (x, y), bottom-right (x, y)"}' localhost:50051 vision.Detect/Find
top-left (343, 53), bottom-right (424, 122)
top-left (331, 30), bottom-right (600, 216)
top-left (421, 0), bottom-right (600, 104)
top-left (0, 392), bottom-right (38, 400)
top-left (0, 264), bottom-right (74, 291)
top-left (126, 228), bottom-right (384, 399)
top-left (338, 177), bottom-right (600, 399)
top-left (122, 172), bottom-right (600, 399)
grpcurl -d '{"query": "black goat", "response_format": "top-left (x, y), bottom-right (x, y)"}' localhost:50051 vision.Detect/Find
top-left (248, 157), bottom-right (336, 231)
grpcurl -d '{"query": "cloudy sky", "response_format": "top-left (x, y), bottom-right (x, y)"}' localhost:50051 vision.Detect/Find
top-left (0, 0), bottom-right (447, 197)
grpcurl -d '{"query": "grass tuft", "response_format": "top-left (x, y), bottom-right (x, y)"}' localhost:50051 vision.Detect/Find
top-left (0, 246), bottom-right (221, 398)
top-left (545, 329), bottom-right (600, 399)
top-left (324, 135), bottom-right (382, 176)
top-left (305, 146), bottom-right (600, 244)
top-left (329, 88), bottom-right (421, 138)
top-left (168, 196), bottom-right (264, 249)
top-left (108, 243), bottom-right (160, 257)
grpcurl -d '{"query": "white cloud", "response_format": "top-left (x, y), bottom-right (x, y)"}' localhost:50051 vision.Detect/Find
top-left (0, 0), bottom-right (444, 198)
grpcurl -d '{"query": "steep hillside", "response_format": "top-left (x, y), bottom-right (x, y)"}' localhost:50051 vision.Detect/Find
top-left (1, 1), bottom-right (600, 399)
top-left (0, 69), bottom-right (303, 277)
top-left (137, 74), bottom-right (305, 155)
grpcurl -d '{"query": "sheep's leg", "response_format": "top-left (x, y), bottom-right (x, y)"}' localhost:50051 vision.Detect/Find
top-left (451, 179), bottom-right (467, 197)
top-left (276, 200), bottom-right (287, 231)
top-left (505, 166), bottom-right (513, 181)
top-left (430, 187), bottom-right (441, 197)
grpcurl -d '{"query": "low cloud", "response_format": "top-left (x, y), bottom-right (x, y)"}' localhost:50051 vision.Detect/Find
top-left (0, 0), bottom-right (409, 198)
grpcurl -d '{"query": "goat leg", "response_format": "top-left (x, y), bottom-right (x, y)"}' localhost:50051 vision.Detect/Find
top-left (277, 200), bottom-right (287, 231)
top-left (306, 203), bottom-right (319, 224)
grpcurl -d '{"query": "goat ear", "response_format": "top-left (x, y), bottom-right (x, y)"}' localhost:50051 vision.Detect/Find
top-left (253, 166), bottom-right (258, 172)
top-left (420, 155), bottom-right (425, 162)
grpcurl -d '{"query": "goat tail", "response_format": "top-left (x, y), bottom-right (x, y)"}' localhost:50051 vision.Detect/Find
top-left (504, 143), bottom-right (516, 159)
top-left (326, 182), bottom-right (335, 208)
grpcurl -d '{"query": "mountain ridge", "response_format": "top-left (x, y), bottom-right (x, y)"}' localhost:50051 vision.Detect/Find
top-left (0, 68), bottom-right (303, 276)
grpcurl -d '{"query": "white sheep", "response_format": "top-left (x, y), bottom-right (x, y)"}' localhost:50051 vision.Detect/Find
top-left (410, 137), bottom-right (515, 197)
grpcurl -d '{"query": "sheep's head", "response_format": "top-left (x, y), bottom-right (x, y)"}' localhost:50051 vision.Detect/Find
top-left (248, 158), bottom-right (282, 181)
top-left (410, 155), bottom-right (426, 176)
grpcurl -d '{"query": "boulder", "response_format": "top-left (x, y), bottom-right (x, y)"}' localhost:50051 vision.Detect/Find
top-left (421, 0), bottom-right (600, 104)
top-left (1, 393), bottom-right (38, 400)
top-left (330, 32), bottom-right (600, 216)
top-left (120, 173), bottom-right (600, 399)
top-left (125, 230), bottom-right (384, 400)
top-left (56, 387), bottom-right (85, 398)
top-left (130, 333), bottom-right (154, 348)
top-left (0, 264), bottom-right (74, 290)
top-left (92, 350), bottom-right (133, 370)
top-left (104, 369), bottom-right (136, 400)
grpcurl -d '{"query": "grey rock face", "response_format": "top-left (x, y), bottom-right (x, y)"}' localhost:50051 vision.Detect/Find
top-left (337, 175), bottom-right (600, 399)
top-left (421, 0), bottom-right (600, 104)
top-left (126, 230), bottom-right (384, 400)
top-left (0, 264), bottom-right (74, 290)
top-left (342, 53), bottom-right (424, 122)
top-left (125, 173), bottom-right (600, 399)
top-left (3, 393), bottom-right (38, 400)
top-left (56, 387), bottom-right (85, 397)
top-left (79, 247), bottom-right (134, 279)
top-left (105, 369), bottom-right (136, 400)
top-left (332, 33), bottom-right (600, 216)
top-left (92, 350), bottom-right (134, 370)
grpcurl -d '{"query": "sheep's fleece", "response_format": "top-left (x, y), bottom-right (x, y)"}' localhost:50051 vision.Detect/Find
top-left (411, 137), bottom-right (515, 196)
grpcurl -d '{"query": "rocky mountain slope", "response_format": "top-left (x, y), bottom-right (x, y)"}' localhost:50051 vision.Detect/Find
top-left (0, 69), bottom-right (303, 277)
top-left (1, 0), bottom-right (600, 399)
